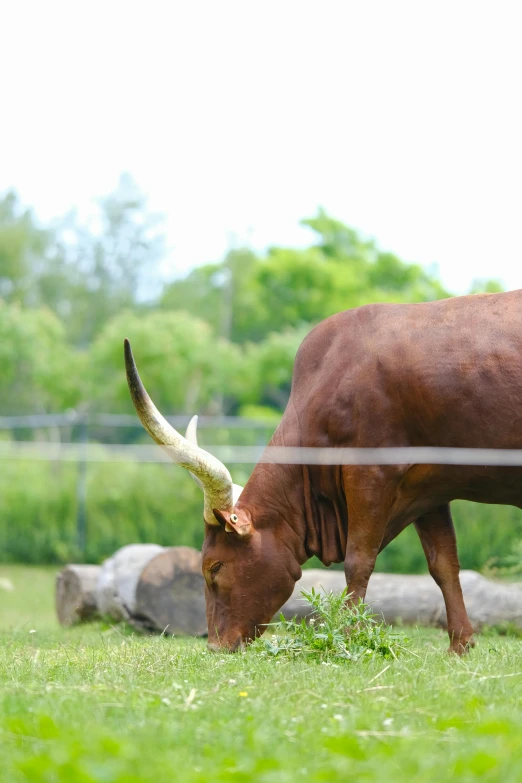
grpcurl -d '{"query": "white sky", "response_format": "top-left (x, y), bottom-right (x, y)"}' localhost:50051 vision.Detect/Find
top-left (1, 0), bottom-right (521, 293)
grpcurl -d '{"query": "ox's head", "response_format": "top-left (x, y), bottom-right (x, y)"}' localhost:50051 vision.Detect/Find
top-left (124, 340), bottom-right (298, 651)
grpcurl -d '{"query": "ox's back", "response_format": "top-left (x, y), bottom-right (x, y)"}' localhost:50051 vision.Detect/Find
top-left (288, 289), bottom-right (522, 453)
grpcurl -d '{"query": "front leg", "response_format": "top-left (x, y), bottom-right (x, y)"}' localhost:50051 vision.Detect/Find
top-left (342, 471), bottom-right (391, 604)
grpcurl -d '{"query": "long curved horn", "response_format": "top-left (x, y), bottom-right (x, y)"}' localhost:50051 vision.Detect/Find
top-left (185, 415), bottom-right (244, 504)
top-left (124, 339), bottom-right (232, 525)
top-left (185, 414), bottom-right (200, 448)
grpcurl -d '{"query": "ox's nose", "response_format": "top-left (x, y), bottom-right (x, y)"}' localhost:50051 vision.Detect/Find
top-left (207, 637), bottom-right (245, 653)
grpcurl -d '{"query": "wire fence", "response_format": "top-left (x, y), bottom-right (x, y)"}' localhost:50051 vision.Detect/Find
top-left (0, 412), bottom-right (274, 554)
top-left (0, 413), bottom-right (273, 430)
top-left (2, 413), bottom-right (521, 556)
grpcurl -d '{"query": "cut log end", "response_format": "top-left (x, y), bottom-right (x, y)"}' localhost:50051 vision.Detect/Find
top-left (56, 565), bottom-right (101, 626)
top-left (134, 547), bottom-right (207, 636)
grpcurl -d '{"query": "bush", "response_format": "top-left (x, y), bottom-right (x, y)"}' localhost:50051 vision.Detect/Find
top-left (0, 458), bottom-right (205, 564)
top-left (0, 460), bottom-right (78, 563)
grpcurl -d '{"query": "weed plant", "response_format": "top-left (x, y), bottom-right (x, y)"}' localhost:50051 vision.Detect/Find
top-left (252, 587), bottom-right (409, 662)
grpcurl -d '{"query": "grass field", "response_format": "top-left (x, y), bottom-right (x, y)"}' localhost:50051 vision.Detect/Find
top-left (2, 565), bottom-right (522, 782)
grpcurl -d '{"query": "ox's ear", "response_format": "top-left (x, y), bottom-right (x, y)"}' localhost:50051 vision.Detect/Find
top-left (213, 509), bottom-right (253, 539)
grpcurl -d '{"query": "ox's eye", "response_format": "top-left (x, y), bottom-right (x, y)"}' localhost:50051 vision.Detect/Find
top-left (209, 562), bottom-right (223, 580)
top-left (230, 514), bottom-right (238, 523)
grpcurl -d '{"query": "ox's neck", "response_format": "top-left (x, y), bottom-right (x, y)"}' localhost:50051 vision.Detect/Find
top-left (237, 461), bottom-right (308, 563)
top-left (236, 422), bottom-right (347, 570)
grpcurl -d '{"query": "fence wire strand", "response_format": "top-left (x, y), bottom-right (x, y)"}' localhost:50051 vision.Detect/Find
top-left (2, 441), bottom-right (522, 466)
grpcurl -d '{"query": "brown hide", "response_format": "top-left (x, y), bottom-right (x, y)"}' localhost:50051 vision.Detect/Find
top-left (202, 290), bottom-right (522, 653)
top-left (289, 290), bottom-right (522, 518)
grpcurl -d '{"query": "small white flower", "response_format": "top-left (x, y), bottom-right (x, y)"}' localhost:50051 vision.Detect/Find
top-left (333, 714), bottom-right (343, 721)
top-left (29, 629), bottom-right (36, 634)
top-left (0, 578), bottom-right (14, 592)
top-left (383, 718), bottom-right (394, 727)
top-left (228, 679), bottom-right (237, 685)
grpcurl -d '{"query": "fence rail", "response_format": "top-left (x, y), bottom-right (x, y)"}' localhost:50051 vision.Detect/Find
top-left (0, 413), bottom-right (274, 430)
top-left (2, 441), bottom-right (522, 466)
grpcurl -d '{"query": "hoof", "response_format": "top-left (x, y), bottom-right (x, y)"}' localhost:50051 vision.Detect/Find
top-left (448, 635), bottom-right (476, 655)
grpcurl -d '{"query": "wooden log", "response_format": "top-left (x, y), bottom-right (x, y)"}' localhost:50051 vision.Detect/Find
top-left (57, 552), bottom-right (522, 636)
top-left (133, 546), bottom-right (207, 636)
top-left (280, 569), bottom-right (522, 630)
top-left (55, 564), bottom-right (101, 626)
top-left (96, 544), bottom-right (207, 636)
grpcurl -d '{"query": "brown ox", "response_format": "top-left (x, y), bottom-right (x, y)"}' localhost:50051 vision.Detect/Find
top-left (124, 289), bottom-right (522, 654)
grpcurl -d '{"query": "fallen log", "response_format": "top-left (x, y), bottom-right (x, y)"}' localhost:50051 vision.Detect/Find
top-left (57, 550), bottom-right (522, 635)
top-left (96, 543), bottom-right (164, 623)
top-left (282, 569), bottom-right (522, 631)
top-left (132, 545), bottom-right (207, 636)
top-left (56, 544), bottom-right (207, 636)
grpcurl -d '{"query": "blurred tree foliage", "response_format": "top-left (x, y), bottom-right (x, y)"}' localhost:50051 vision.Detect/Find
top-left (90, 310), bottom-right (244, 415)
top-left (0, 175), bottom-right (164, 350)
top-left (0, 303), bottom-right (83, 415)
top-left (161, 209), bottom-right (451, 347)
top-left (0, 192), bottom-right (54, 306)
top-left (1, 189), bottom-right (478, 419)
top-left (0, 180), bottom-right (515, 570)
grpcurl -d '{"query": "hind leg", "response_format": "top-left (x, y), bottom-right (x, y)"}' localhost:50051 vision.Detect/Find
top-left (415, 504), bottom-right (475, 654)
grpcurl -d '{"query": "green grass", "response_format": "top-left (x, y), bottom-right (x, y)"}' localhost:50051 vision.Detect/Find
top-left (2, 566), bottom-right (522, 782)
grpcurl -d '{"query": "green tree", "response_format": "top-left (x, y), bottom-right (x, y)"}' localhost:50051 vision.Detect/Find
top-left (469, 278), bottom-right (504, 294)
top-left (0, 191), bottom-right (53, 305)
top-left (161, 209), bottom-right (452, 348)
top-left (55, 174), bottom-right (166, 345)
top-left (0, 176), bottom-right (166, 347)
top-left (0, 302), bottom-right (82, 415)
top-left (160, 248), bottom-right (261, 343)
top-left (89, 309), bottom-right (244, 415)
top-left (241, 326), bottom-right (310, 411)
top-left (301, 207), bottom-right (375, 259)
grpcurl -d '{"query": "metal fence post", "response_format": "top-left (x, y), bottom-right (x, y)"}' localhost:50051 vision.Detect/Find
top-left (76, 418), bottom-right (88, 557)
